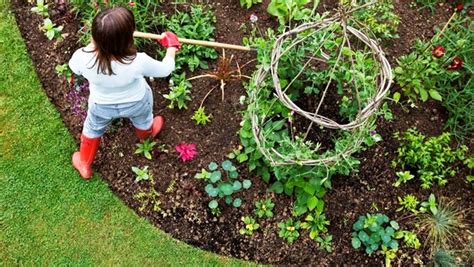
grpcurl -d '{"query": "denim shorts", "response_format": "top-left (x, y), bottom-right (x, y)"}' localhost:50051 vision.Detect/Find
top-left (83, 88), bottom-right (153, 138)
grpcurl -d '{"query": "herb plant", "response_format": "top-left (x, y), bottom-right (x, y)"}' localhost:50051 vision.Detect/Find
top-left (301, 210), bottom-right (330, 239)
top-left (278, 218), bottom-right (301, 244)
top-left (239, 216), bottom-right (260, 235)
top-left (393, 171), bottom-right (415, 187)
top-left (396, 194), bottom-right (419, 214)
top-left (192, 107), bottom-right (211, 125)
top-left (135, 139), bottom-right (157, 160)
top-left (131, 166), bottom-right (150, 182)
top-left (392, 128), bottom-right (468, 189)
top-left (351, 213), bottom-right (400, 254)
top-left (41, 18), bottom-right (63, 40)
top-left (254, 198), bottom-right (275, 218)
top-left (198, 160), bottom-right (252, 212)
top-left (31, 0), bottom-right (49, 17)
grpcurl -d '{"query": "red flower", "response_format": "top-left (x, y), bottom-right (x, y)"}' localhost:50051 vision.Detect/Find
top-left (432, 45), bottom-right (445, 58)
top-left (455, 3), bottom-right (464, 12)
top-left (175, 143), bottom-right (197, 162)
top-left (447, 56), bottom-right (464, 70)
top-left (129, 1), bottom-right (136, 7)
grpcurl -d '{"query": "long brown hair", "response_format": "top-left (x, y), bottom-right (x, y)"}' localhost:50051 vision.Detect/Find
top-left (90, 7), bottom-right (137, 75)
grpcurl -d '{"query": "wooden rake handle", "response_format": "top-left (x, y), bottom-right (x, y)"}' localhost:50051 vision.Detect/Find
top-left (133, 31), bottom-right (253, 52)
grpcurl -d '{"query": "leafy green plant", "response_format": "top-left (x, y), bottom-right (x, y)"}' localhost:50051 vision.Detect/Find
top-left (41, 18), bottom-right (63, 40)
top-left (240, 0), bottom-right (262, 9)
top-left (55, 63), bottom-right (72, 82)
top-left (351, 213), bottom-right (400, 254)
top-left (394, 230), bottom-right (421, 249)
top-left (254, 198), bottom-right (275, 218)
top-left (135, 139), bottom-right (157, 160)
top-left (316, 235), bottom-right (333, 252)
top-left (417, 198), bottom-right (466, 253)
top-left (198, 160), bottom-right (252, 212)
top-left (343, 0), bottom-right (400, 40)
top-left (239, 216), bottom-right (260, 235)
top-left (420, 193), bottom-right (438, 215)
top-left (392, 128), bottom-right (468, 189)
top-left (267, 0), bottom-right (316, 26)
top-left (165, 5), bottom-right (218, 72)
top-left (192, 107), bottom-right (211, 125)
top-left (431, 249), bottom-right (457, 267)
top-left (31, 0), bottom-right (49, 17)
top-left (164, 77), bottom-right (192, 110)
top-left (301, 210), bottom-right (330, 239)
top-left (278, 218), bottom-right (301, 244)
top-left (396, 194), bottom-right (419, 214)
top-left (393, 171), bottom-right (415, 187)
top-left (131, 166), bottom-right (150, 182)
top-left (227, 146), bottom-right (249, 164)
top-left (381, 246), bottom-right (398, 267)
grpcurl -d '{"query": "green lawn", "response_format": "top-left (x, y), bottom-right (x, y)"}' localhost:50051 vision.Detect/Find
top-left (0, 3), bottom-right (251, 266)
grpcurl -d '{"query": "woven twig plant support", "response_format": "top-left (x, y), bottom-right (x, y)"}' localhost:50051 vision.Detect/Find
top-left (249, 12), bottom-right (393, 167)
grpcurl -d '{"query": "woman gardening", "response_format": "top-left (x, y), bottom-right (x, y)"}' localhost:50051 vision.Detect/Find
top-left (69, 7), bottom-right (181, 179)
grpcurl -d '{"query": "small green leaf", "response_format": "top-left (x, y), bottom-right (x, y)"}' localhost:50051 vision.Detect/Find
top-left (208, 200), bottom-right (218, 209)
top-left (229, 171), bottom-right (239, 179)
top-left (351, 237), bottom-right (361, 249)
top-left (232, 181), bottom-right (242, 191)
top-left (393, 92), bottom-right (401, 103)
top-left (390, 221), bottom-right (400, 230)
top-left (222, 160), bottom-right (233, 171)
top-left (242, 179), bottom-right (252, 189)
top-left (307, 196), bottom-right (318, 211)
top-left (219, 183), bottom-right (234, 196)
top-left (233, 198), bottom-right (242, 207)
top-left (208, 162), bottom-right (218, 171)
top-left (269, 181), bottom-right (283, 193)
top-left (210, 171), bottom-right (222, 183)
top-left (429, 89), bottom-right (442, 101)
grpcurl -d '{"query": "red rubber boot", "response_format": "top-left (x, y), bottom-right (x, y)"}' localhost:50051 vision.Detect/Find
top-left (135, 116), bottom-right (164, 141)
top-left (72, 134), bottom-right (101, 180)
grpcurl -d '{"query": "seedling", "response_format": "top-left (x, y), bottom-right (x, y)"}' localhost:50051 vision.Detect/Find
top-left (41, 18), bottom-right (63, 40)
top-left (254, 198), bottom-right (275, 218)
top-left (301, 210), bottom-right (330, 240)
top-left (135, 139), bottom-right (157, 160)
top-left (164, 76), bottom-right (192, 110)
top-left (394, 230), bottom-right (421, 249)
top-left (31, 0), bottom-right (49, 17)
top-left (420, 194), bottom-right (438, 215)
top-left (278, 218), bottom-right (301, 244)
top-left (191, 107), bottom-right (211, 125)
top-left (396, 194), bottom-right (419, 214)
top-left (134, 175), bottom-right (161, 212)
top-left (393, 171), bottom-right (415, 187)
top-left (316, 235), bottom-right (333, 253)
top-left (55, 63), bottom-right (72, 82)
top-left (131, 166), bottom-right (150, 182)
top-left (239, 216), bottom-right (260, 235)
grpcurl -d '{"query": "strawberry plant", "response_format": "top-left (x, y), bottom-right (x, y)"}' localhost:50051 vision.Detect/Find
top-left (239, 216), bottom-right (260, 235)
top-left (278, 218), bottom-right (301, 244)
top-left (351, 213), bottom-right (400, 254)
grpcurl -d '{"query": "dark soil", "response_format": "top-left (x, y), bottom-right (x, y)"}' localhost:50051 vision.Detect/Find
top-left (12, 0), bottom-right (473, 265)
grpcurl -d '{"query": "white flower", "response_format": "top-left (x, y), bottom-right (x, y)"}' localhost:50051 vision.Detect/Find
top-left (250, 14), bottom-right (258, 23)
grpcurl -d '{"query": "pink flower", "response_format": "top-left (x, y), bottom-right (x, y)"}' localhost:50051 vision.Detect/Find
top-left (175, 143), bottom-right (197, 162)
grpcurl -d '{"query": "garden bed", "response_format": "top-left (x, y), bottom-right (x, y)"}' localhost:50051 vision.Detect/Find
top-left (12, 0), bottom-right (473, 265)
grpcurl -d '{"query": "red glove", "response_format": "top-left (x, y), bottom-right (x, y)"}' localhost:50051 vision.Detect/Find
top-left (158, 32), bottom-right (181, 50)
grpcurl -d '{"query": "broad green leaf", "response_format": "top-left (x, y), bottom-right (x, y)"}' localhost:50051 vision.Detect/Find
top-left (210, 171), bottom-right (222, 183)
top-left (351, 237), bottom-right (361, 249)
top-left (243, 179), bottom-right (252, 189)
top-left (208, 200), bottom-right (218, 209)
top-left (222, 160), bottom-right (233, 171)
top-left (208, 162), bottom-right (218, 171)
top-left (233, 198), bottom-right (242, 207)
top-left (306, 196), bottom-right (318, 211)
top-left (429, 89), bottom-right (442, 101)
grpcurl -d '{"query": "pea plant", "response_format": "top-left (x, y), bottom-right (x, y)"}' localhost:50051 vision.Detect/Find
top-left (195, 160), bottom-right (252, 214)
top-left (41, 18), bottom-right (63, 40)
top-left (239, 216), bottom-right (260, 236)
top-left (278, 218), bottom-right (301, 244)
top-left (351, 213), bottom-right (400, 254)
top-left (135, 139), bottom-right (157, 160)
